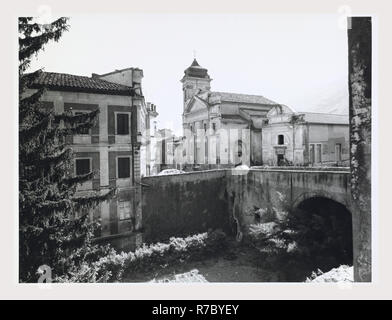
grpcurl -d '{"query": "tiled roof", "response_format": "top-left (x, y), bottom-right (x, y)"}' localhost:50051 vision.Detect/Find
top-left (301, 112), bottom-right (349, 125)
top-left (210, 91), bottom-right (278, 105)
top-left (30, 72), bottom-right (135, 96)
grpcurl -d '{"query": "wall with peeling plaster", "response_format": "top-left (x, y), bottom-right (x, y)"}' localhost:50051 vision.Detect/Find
top-left (141, 168), bottom-right (352, 246)
top-left (141, 170), bottom-right (233, 243)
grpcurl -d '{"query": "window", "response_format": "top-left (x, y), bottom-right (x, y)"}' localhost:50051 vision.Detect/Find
top-left (309, 144), bottom-right (315, 164)
top-left (75, 112), bottom-right (89, 135)
top-left (277, 154), bottom-right (284, 166)
top-left (212, 123), bottom-right (216, 132)
top-left (118, 201), bottom-right (131, 220)
top-left (116, 113), bottom-right (130, 135)
top-left (237, 140), bottom-right (243, 157)
top-left (335, 143), bottom-right (342, 162)
top-left (316, 144), bottom-right (322, 163)
top-left (204, 123), bottom-right (207, 132)
top-left (118, 157), bottom-right (131, 178)
top-left (278, 134), bottom-right (284, 145)
top-left (309, 143), bottom-right (322, 163)
top-left (75, 158), bottom-right (91, 175)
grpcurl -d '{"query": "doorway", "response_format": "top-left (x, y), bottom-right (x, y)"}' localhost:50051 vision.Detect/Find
top-left (277, 154), bottom-right (284, 166)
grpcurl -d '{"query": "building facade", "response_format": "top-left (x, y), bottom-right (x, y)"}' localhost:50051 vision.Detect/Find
top-left (141, 102), bottom-right (158, 177)
top-left (262, 105), bottom-right (349, 166)
top-left (151, 129), bottom-right (184, 174)
top-left (29, 68), bottom-right (157, 246)
top-left (180, 59), bottom-right (280, 168)
top-left (178, 59), bottom-right (349, 168)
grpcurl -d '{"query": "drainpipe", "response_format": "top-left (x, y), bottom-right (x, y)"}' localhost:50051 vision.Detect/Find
top-left (131, 133), bottom-right (135, 186)
top-left (307, 123), bottom-right (310, 165)
top-left (292, 119), bottom-right (295, 164)
top-left (131, 68), bottom-right (135, 187)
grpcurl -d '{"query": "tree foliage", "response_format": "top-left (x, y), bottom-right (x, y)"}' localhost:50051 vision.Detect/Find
top-left (19, 17), bottom-right (115, 282)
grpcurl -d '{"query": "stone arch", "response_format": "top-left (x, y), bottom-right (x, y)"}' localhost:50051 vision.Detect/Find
top-left (291, 192), bottom-right (354, 273)
top-left (292, 191), bottom-right (350, 211)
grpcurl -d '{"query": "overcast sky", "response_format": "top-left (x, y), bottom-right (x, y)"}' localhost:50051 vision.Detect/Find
top-left (29, 14), bottom-right (349, 134)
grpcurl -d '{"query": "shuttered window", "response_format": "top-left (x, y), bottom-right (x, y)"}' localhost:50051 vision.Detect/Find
top-left (116, 113), bottom-right (129, 135)
top-left (75, 112), bottom-right (89, 134)
top-left (75, 158), bottom-right (91, 175)
top-left (118, 157), bottom-right (130, 178)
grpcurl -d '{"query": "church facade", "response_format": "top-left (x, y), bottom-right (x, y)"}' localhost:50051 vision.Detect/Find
top-left (175, 59), bottom-right (349, 169)
top-left (180, 59), bottom-right (279, 168)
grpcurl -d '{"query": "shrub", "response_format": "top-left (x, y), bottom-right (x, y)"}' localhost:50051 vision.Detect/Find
top-left (62, 229), bottom-right (228, 282)
top-left (204, 229), bottom-right (227, 255)
top-left (247, 193), bottom-right (353, 281)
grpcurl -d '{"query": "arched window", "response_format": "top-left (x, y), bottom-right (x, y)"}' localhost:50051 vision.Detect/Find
top-left (278, 134), bottom-right (284, 145)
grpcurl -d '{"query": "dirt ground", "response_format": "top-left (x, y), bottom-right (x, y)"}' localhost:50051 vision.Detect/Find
top-left (122, 243), bottom-right (280, 283)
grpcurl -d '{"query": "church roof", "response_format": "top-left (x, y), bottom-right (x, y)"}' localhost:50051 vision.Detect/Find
top-left (190, 59), bottom-right (200, 67)
top-left (301, 112), bottom-right (348, 125)
top-left (209, 91), bottom-right (279, 105)
top-left (183, 59), bottom-right (210, 79)
top-left (266, 105), bottom-right (349, 125)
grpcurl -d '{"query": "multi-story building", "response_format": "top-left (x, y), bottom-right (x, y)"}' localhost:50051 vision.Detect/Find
top-left (141, 102), bottom-right (158, 177)
top-left (152, 129), bottom-right (185, 174)
top-left (262, 104), bottom-right (349, 166)
top-left (29, 67), bottom-right (157, 247)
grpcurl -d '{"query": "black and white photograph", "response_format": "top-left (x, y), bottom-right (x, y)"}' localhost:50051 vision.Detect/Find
top-left (2, 0), bottom-right (391, 303)
top-left (17, 10), bottom-right (373, 284)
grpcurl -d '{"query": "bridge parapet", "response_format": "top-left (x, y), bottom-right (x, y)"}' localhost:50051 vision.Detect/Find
top-left (227, 167), bottom-right (353, 238)
top-left (250, 166), bottom-right (350, 173)
top-left (141, 168), bottom-right (353, 247)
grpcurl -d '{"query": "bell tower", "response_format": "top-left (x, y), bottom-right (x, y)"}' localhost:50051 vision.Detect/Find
top-left (181, 59), bottom-right (212, 110)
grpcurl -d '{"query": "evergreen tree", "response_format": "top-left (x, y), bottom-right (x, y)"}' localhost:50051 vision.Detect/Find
top-left (19, 17), bottom-right (115, 282)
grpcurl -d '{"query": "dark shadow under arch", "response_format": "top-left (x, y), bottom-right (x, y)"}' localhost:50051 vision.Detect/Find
top-left (293, 196), bottom-right (353, 275)
top-left (292, 191), bottom-right (350, 211)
